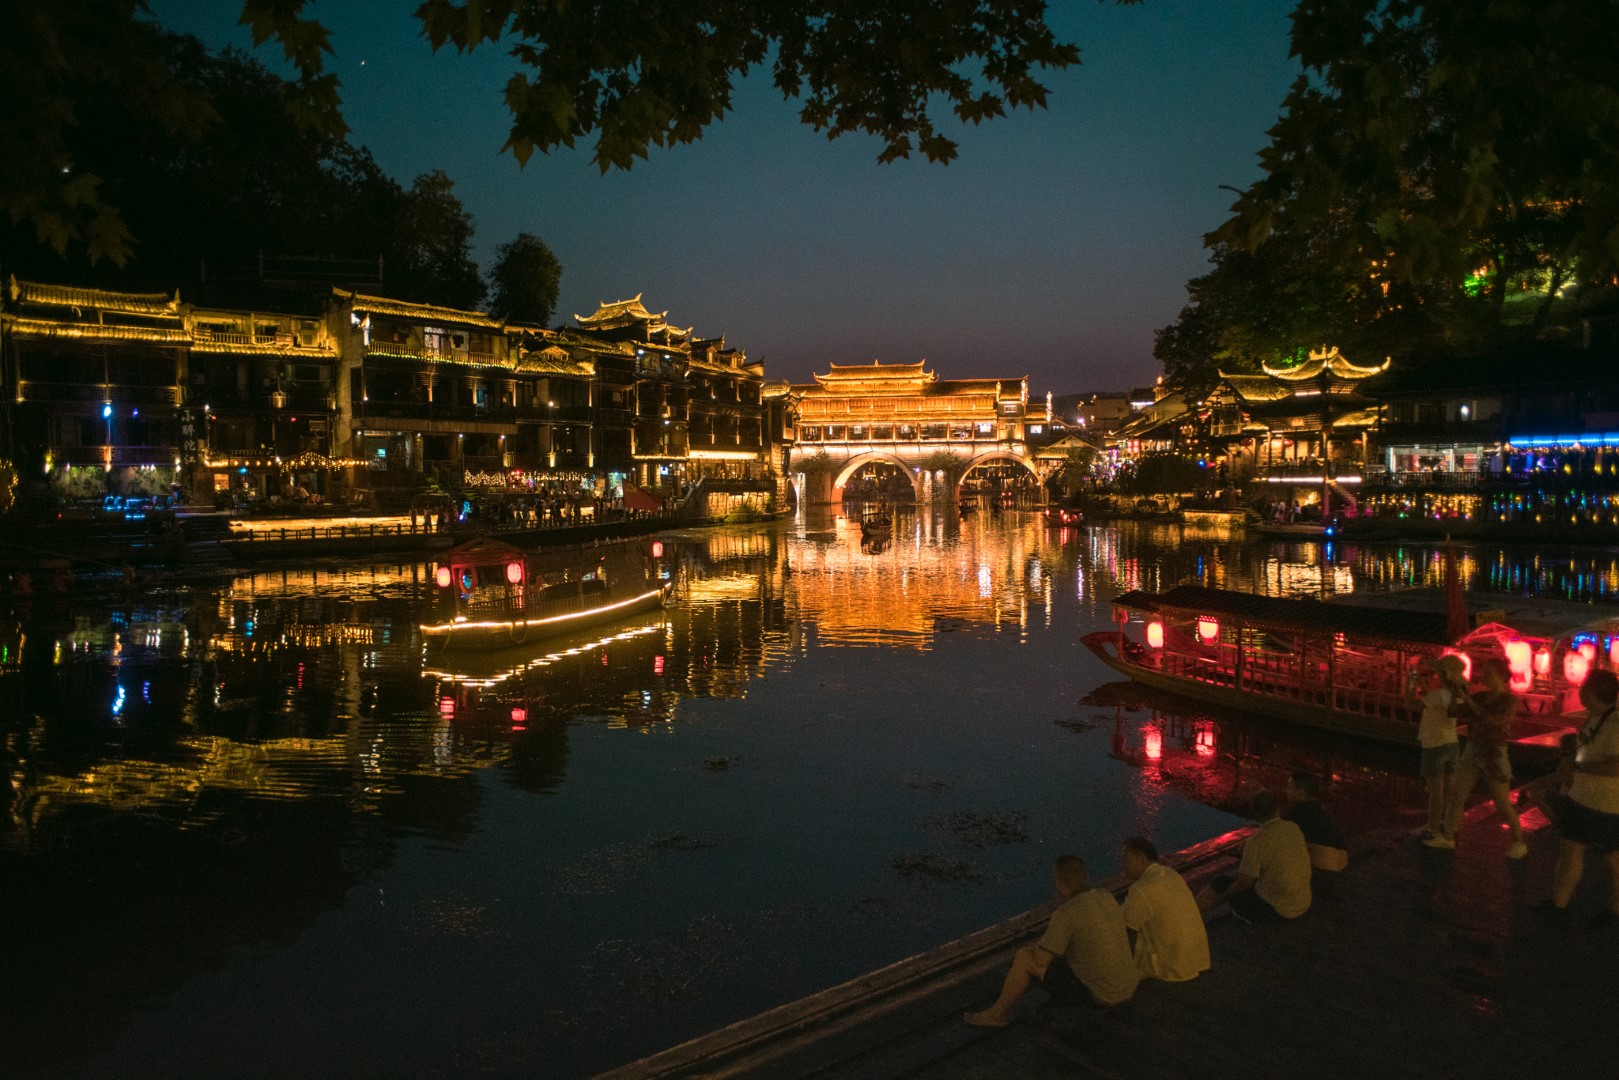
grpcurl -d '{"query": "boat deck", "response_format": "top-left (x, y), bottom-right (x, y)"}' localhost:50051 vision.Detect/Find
top-left (601, 800), bottom-right (1611, 1079)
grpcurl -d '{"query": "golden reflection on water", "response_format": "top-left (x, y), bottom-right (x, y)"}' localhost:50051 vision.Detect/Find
top-left (9, 519), bottom-right (1619, 836)
top-left (783, 511), bottom-right (1074, 648)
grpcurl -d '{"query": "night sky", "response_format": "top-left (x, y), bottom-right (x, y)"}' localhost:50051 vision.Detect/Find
top-left (153, 1), bottom-right (1299, 394)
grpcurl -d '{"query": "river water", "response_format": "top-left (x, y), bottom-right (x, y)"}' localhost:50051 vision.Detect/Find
top-left (4, 512), bottom-right (1618, 1078)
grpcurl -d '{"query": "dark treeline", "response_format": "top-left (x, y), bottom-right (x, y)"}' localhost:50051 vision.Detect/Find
top-left (1, 25), bottom-right (557, 319)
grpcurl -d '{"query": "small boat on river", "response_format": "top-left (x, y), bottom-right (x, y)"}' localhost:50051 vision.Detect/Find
top-left (1251, 521), bottom-right (1332, 540)
top-left (1082, 583), bottom-right (1594, 754)
top-left (860, 510), bottom-right (892, 535)
top-left (421, 536), bottom-right (669, 649)
top-left (1043, 505), bottom-right (1086, 529)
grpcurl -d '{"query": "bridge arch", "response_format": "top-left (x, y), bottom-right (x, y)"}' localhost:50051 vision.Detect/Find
top-left (958, 450), bottom-right (1042, 499)
top-left (831, 451), bottom-right (923, 501)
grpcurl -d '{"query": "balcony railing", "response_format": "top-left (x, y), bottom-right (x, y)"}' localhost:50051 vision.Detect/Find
top-left (21, 383), bottom-right (180, 407)
top-left (192, 327), bottom-right (298, 348)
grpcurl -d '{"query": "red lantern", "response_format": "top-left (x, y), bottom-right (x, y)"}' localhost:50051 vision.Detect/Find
top-left (1146, 621), bottom-right (1165, 649)
top-left (510, 707), bottom-right (527, 723)
top-left (435, 566), bottom-right (452, 589)
top-left (651, 540), bottom-right (665, 558)
top-left (1565, 651), bottom-right (1591, 685)
top-left (1534, 648), bottom-right (1552, 676)
top-left (506, 561), bottom-right (524, 584)
top-left (1197, 617), bottom-right (1219, 643)
top-left (1504, 639), bottom-right (1532, 676)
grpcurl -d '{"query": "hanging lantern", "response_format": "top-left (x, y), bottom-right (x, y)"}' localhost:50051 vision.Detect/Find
top-left (1565, 651), bottom-right (1591, 686)
top-left (1610, 637), bottom-right (1619, 667)
top-left (651, 540), bottom-right (665, 558)
top-left (1579, 641), bottom-right (1598, 663)
top-left (435, 566), bottom-right (452, 589)
top-left (1534, 648), bottom-right (1552, 676)
top-left (510, 707), bottom-right (527, 724)
top-left (1197, 617), bottom-right (1220, 643)
top-left (1504, 639), bottom-right (1532, 676)
top-left (506, 561), bottom-right (524, 584)
top-left (1510, 670), bottom-right (1533, 693)
top-left (1143, 728), bottom-right (1163, 761)
top-left (1146, 621), bottom-right (1164, 649)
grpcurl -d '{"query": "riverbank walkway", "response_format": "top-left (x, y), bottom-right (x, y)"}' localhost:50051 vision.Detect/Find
top-left (600, 796), bottom-right (1615, 1079)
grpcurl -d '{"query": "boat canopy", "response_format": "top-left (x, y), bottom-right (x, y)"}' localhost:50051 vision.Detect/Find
top-left (1111, 585), bottom-right (1456, 648)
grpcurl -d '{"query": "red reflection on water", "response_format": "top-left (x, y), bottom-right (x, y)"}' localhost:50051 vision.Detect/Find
top-left (1194, 721), bottom-right (1216, 757)
top-left (654, 655), bottom-right (664, 675)
top-left (439, 697), bottom-right (455, 718)
top-left (1143, 728), bottom-right (1163, 761)
top-left (510, 707), bottom-right (527, 723)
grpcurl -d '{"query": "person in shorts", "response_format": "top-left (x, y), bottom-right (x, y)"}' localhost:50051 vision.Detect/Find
top-left (1408, 655), bottom-right (1466, 840)
top-left (1544, 669), bottom-right (1619, 929)
top-left (1427, 657), bottom-right (1527, 858)
top-left (964, 855), bottom-right (1138, 1027)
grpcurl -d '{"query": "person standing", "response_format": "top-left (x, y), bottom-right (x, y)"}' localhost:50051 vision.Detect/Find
top-left (1120, 837), bottom-right (1210, 982)
top-left (1196, 791), bottom-right (1312, 920)
top-left (964, 855), bottom-right (1138, 1027)
top-left (1544, 670), bottom-right (1619, 928)
top-left (1408, 655), bottom-right (1466, 841)
top-left (1426, 657), bottom-right (1528, 858)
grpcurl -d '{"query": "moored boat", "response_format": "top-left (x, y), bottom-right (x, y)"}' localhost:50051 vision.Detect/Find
top-left (860, 510), bottom-right (892, 535)
top-left (1083, 583), bottom-right (1591, 753)
top-left (1043, 505), bottom-right (1086, 529)
top-left (1250, 521), bottom-right (1333, 540)
top-left (421, 536), bottom-right (669, 649)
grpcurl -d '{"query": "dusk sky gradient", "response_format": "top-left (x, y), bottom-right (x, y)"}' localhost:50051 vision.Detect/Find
top-left (154, 1), bottom-right (1300, 395)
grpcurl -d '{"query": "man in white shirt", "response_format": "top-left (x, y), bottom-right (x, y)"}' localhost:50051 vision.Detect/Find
top-left (1121, 837), bottom-right (1210, 981)
top-left (1545, 670), bottom-right (1619, 930)
top-left (965, 855), bottom-right (1138, 1027)
top-left (1195, 790), bottom-right (1312, 920)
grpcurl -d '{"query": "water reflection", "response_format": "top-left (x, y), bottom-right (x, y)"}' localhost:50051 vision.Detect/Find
top-left (1089, 680), bottom-right (1421, 835)
top-left (2, 518), bottom-right (1619, 1077)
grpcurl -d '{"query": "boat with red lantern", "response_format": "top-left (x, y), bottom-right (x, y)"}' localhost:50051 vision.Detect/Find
top-left (1082, 583), bottom-right (1601, 754)
top-left (421, 536), bottom-right (670, 649)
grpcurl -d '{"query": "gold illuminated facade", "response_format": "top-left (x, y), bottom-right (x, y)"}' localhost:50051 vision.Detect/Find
top-left (1, 279), bottom-right (789, 508)
top-left (790, 361), bottom-right (1037, 501)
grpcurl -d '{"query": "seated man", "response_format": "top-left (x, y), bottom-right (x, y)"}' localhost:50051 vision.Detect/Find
top-left (1284, 771), bottom-right (1349, 873)
top-left (964, 855), bottom-right (1138, 1027)
top-left (1196, 790), bottom-right (1313, 921)
top-left (1120, 837), bottom-right (1210, 982)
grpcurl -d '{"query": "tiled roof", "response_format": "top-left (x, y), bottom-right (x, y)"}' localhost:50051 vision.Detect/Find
top-left (8, 278), bottom-right (179, 317)
top-left (335, 288), bottom-right (504, 330)
top-left (1, 316), bottom-right (190, 344)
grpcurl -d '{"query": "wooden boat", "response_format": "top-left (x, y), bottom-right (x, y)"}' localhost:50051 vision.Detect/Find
top-left (860, 510), bottom-right (892, 535)
top-left (1251, 521), bottom-right (1332, 540)
top-left (1043, 506), bottom-right (1086, 529)
top-left (1082, 583), bottom-right (1585, 754)
top-left (421, 536), bottom-right (669, 649)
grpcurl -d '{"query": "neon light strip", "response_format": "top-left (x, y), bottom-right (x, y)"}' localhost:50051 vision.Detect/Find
top-left (420, 588), bottom-right (666, 635)
top-left (1507, 433), bottom-right (1619, 448)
